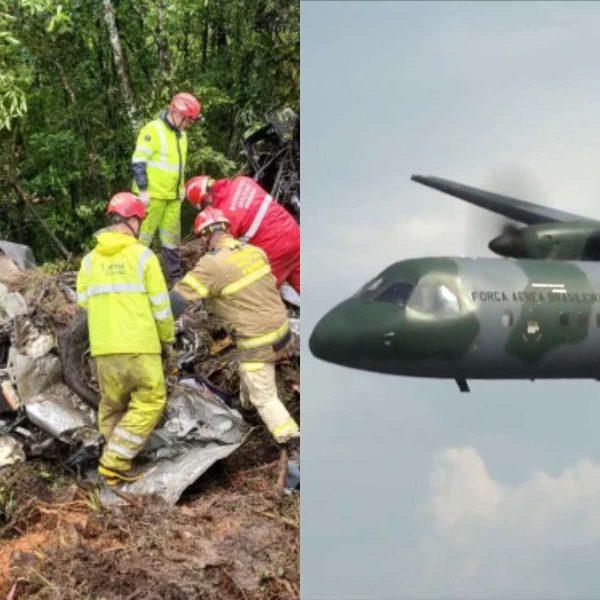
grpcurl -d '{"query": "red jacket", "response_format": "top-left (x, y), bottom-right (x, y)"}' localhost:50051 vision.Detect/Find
top-left (211, 176), bottom-right (300, 292)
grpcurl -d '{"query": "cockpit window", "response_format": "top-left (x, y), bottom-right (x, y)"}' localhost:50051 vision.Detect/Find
top-left (374, 282), bottom-right (414, 306)
top-left (435, 284), bottom-right (461, 315)
top-left (408, 284), bottom-right (434, 312)
top-left (355, 276), bottom-right (385, 298)
top-left (408, 283), bottom-right (461, 316)
top-left (355, 277), bottom-right (414, 305)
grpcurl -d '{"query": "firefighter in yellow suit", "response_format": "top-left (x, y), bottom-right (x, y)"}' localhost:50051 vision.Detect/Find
top-left (171, 207), bottom-right (300, 450)
top-left (131, 92), bottom-right (202, 283)
top-left (76, 192), bottom-right (175, 485)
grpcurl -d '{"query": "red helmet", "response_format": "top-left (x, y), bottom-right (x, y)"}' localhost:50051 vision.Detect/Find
top-left (193, 207), bottom-right (230, 236)
top-left (169, 92), bottom-right (201, 121)
top-left (185, 175), bottom-right (214, 208)
top-left (106, 192), bottom-right (146, 220)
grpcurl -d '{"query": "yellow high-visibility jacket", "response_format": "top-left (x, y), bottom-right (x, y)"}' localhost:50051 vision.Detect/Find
top-left (174, 235), bottom-right (288, 355)
top-left (131, 114), bottom-right (187, 200)
top-left (76, 231), bottom-right (174, 356)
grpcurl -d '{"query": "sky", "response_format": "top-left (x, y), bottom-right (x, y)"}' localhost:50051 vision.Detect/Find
top-left (301, 2), bottom-right (600, 598)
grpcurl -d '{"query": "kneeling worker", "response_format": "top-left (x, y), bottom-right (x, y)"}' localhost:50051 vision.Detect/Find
top-left (170, 207), bottom-right (300, 454)
top-left (76, 193), bottom-right (175, 485)
top-left (185, 175), bottom-right (300, 296)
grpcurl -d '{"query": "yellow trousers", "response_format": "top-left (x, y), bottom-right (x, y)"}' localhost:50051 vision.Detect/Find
top-left (239, 361), bottom-right (299, 444)
top-left (139, 197), bottom-right (181, 249)
top-left (95, 353), bottom-right (166, 472)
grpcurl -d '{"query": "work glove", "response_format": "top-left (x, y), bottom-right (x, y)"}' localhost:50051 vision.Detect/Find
top-left (161, 342), bottom-right (177, 376)
top-left (284, 437), bottom-right (300, 493)
top-left (139, 190), bottom-right (150, 207)
top-left (286, 436), bottom-right (300, 467)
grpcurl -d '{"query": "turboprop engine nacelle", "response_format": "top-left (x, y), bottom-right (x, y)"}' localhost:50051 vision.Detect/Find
top-left (489, 221), bottom-right (600, 260)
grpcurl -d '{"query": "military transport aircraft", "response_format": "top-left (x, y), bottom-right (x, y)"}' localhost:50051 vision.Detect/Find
top-left (309, 175), bottom-right (600, 391)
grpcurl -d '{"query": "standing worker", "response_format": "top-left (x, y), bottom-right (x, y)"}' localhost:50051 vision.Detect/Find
top-left (170, 207), bottom-right (300, 463)
top-left (184, 175), bottom-right (300, 296)
top-left (131, 92), bottom-right (202, 283)
top-left (76, 193), bottom-right (175, 485)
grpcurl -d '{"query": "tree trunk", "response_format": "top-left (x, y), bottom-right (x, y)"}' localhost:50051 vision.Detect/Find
top-left (201, 0), bottom-right (209, 71)
top-left (227, 111), bottom-right (241, 159)
top-left (154, 0), bottom-right (172, 82)
top-left (102, 0), bottom-right (137, 127)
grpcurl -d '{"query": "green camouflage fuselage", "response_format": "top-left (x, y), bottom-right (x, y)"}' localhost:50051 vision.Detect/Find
top-left (309, 257), bottom-right (600, 380)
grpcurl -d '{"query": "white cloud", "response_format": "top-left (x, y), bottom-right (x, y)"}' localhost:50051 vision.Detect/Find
top-left (431, 447), bottom-right (504, 530)
top-left (410, 447), bottom-right (600, 598)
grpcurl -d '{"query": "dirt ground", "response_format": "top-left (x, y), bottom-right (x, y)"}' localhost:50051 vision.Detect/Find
top-left (0, 430), bottom-right (299, 600)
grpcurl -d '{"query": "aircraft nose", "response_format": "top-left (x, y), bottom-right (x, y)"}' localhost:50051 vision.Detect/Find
top-left (309, 300), bottom-right (358, 364)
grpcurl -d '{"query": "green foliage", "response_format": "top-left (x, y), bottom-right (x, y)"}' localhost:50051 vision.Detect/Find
top-left (46, 4), bottom-right (72, 34)
top-left (0, 72), bottom-right (27, 129)
top-left (38, 257), bottom-right (75, 273)
top-left (0, 0), bottom-right (298, 262)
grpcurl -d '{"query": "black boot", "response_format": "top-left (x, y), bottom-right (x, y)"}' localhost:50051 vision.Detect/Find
top-left (161, 247), bottom-right (184, 284)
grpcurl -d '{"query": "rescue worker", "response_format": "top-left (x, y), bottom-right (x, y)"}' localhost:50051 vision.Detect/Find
top-left (170, 207), bottom-right (300, 458)
top-left (131, 92), bottom-right (202, 283)
top-left (184, 175), bottom-right (300, 296)
top-left (76, 192), bottom-right (175, 485)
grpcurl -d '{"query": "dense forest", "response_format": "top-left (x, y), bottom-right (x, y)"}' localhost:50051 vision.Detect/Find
top-left (0, 0), bottom-right (299, 262)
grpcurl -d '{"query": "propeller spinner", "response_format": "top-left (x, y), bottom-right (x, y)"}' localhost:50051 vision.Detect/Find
top-left (488, 223), bottom-right (527, 258)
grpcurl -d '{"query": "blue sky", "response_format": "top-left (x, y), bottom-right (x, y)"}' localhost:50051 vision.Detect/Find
top-left (302, 2), bottom-right (600, 598)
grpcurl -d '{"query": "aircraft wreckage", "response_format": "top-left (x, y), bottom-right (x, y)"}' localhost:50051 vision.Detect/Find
top-left (0, 241), bottom-right (300, 505)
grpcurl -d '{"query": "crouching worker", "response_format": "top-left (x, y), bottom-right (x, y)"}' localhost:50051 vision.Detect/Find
top-left (76, 193), bottom-right (175, 485)
top-left (170, 208), bottom-right (300, 461)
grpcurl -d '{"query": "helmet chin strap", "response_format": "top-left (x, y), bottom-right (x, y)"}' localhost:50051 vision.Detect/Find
top-left (118, 218), bottom-right (139, 238)
top-left (171, 112), bottom-right (185, 130)
top-left (125, 222), bottom-right (139, 238)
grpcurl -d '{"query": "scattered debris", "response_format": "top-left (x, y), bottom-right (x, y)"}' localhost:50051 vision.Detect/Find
top-left (0, 238), bottom-right (300, 598)
top-left (0, 436), bottom-right (25, 467)
top-left (0, 241), bottom-right (36, 270)
top-left (0, 381), bottom-right (19, 412)
top-left (101, 379), bottom-right (252, 505)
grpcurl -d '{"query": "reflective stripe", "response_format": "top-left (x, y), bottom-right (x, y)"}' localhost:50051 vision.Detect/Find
top-left (77, 292), bottom-right (87, 303)
top-left (114, 426), bottom-right (146, 446)
top-left (150, 292), bottom-right (169, 306)
top-left (181, 273), bottom-right (209, 298)
top-left (240, 361), bottom-right (265, 372)
top-left (137, 248), bottom-right (153, 281)
top-left (240, 194), bottom-right (273, 242)
top-left (221, 264), bottom-right (271, 296)
top-left (132, 157), bottom-right (148, 164)
top-left (106, 441), bottom-right (137, 459)
top-left (237, 321), bottom-right (290, 350)
top-left (153, 307), bottom-right (172, 320)
top-left (148, 160), bottom-right (179, 172)
top-left (87, 283), bottom-right (146, 296)
top-left (272, 417), bottom-right (299, 439)
top-left (159, 227), bottom-right (180, 249)
top-left (83, 253), bottom-right (92, 273)
top-left (159, 228), bottom-right (178, 242)
top-left (134, 145), bottom-right (153, 156)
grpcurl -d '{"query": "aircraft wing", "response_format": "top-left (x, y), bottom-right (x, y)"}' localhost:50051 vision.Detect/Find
top-left (411, 175), bottom-right (594, 225)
